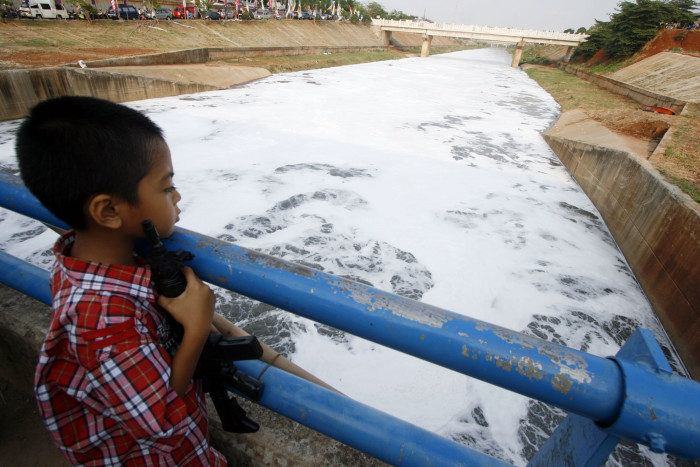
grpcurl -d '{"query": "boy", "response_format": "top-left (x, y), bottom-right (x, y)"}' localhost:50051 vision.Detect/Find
top-left (16, 96), bottom-right (227, 466)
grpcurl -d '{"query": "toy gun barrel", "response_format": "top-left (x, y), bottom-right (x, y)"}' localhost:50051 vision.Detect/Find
top-left (142, 219), bottom-right (189, 298)
top-left (142, 219), bottom-right (164, 251)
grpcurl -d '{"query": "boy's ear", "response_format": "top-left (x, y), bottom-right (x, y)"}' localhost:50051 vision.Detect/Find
top-left (86, 194), bottom-right (124, 230)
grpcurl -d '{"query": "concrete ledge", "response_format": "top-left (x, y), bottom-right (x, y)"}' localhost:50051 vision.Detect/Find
top-left (542, 135), bottom-right (700, 379)
top-left (65, 46), bottom-right (390, 69)
top-left (0, 284), bottom-right (384, 465)
top-left (559, 63), bottom-right (688, 114)
top-left (0, 67), bottom-right (220, 121)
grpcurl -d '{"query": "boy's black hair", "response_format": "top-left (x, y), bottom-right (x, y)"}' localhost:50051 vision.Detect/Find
top-left (16, 96), bottom-right (164, 230)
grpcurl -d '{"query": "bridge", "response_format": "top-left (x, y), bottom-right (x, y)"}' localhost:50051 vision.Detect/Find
top-left (373, 19), bottom-right (588, 67)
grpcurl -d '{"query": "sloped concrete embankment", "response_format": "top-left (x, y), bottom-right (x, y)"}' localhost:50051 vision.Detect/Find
top-left (0, 284), bottom-right (384, 466)
top-left (609, 52), bottom-right (700, 104)
top-left (542, 135), bottom-right (700, 379)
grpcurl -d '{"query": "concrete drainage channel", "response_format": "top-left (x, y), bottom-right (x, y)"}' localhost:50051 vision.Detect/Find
top-left (0, 45), bottom-right (697, 465)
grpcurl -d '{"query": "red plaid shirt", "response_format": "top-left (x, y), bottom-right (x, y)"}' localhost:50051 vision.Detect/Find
top-left (34, 231), bottom-right (226, 466)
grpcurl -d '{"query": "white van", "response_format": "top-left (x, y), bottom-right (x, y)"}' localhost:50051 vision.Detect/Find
top-left (20, 0), bottom-right (69, 19)
top-left (253, 8), bottom-right (270, 20)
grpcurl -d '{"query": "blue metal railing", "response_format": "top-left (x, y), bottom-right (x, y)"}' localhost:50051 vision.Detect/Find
top-left (1, 171), bottom-right (699, 465)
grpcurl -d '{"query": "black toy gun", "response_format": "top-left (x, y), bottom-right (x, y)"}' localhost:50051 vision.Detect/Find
top-left (142, 219), bottom-right (264, 433)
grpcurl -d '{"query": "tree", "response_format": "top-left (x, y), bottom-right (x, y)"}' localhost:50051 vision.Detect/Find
top-left (1, 0), bottom-right (14, 21)
top-left (143, 0), bottom-right (161, 17)
top-left (573, 0), bottom-right (695, 60)
top-left (573, 19), bottom-right (614, 59)
top-left (194, 0), bottom-right (212, 16)
top-left (668, 0), bottom-right (698, 13)
top-left (564, 28), bottom-right (575, 33)
top-left (63, 0), bottom-right (97, 20)
top-left (365, 1), bottom-right (387, 18)
top-left (386, 8), bottom-right (417, 20)
top-left (576, 27), bottom-right (588, 34)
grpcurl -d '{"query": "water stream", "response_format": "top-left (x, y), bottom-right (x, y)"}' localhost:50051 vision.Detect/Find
top-left (0, 48), bottom-right (685, 466)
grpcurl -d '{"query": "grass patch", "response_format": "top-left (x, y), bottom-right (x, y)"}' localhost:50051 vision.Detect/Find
top-left (224, 50), bottom-right (408, 74)
top-left (520, 47), bottom-right (555, 66)
top-left (586, 60), bottom-right (630, 74)
top-left (222, 44), bottom-right (480, 74)
top-left (659, 169), bottom-right (700, 202)
top-left (524, 66), bottom-right (638, 112)
top-left (18, 38), bottom-right (54, 48)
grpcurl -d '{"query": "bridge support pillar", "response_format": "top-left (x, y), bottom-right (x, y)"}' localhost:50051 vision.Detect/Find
top-left (564, 45), bottom-right (576, 62)
top-left (382, 30), bottom-right (392, 47)
top-left (511, 38), bottom-right (525, 68)
top-left (420, 34), bottom-right (433, 58)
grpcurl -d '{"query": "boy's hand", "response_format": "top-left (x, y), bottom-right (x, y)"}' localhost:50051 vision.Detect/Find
top-left (157, 267), bottom-right (215, 340)
top-left (157, 267), bottom-right (215, 398)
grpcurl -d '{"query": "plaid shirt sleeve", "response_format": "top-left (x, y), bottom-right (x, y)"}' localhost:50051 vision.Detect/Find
top-left (35, 232), bottom-right (226, 466)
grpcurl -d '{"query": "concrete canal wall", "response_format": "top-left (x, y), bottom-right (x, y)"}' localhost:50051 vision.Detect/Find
top-left (0, 45), bottom-right (389, 121)
top-left (543, 135), bottom-right (700, 379)
top-left (0, 66), bottom-right (219, 121)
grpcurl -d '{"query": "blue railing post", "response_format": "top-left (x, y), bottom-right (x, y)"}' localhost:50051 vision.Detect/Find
top-left (528, 328), bottom-right (690, 465)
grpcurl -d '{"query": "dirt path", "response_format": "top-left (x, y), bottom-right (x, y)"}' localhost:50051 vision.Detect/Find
top-left (544, 109), bottom-right (658, 158)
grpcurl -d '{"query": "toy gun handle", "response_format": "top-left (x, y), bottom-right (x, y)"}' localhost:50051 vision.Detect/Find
top-left (142, 220), bottom-right (193, 298)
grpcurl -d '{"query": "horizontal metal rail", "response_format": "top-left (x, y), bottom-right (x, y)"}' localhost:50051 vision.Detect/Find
top-left (1, 172), bottom-right (699, 462)
top-left (0, 252), bottom-right (509, 467)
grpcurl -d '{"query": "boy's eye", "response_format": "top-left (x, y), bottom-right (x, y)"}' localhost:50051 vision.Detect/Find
top-left (165, 185), bottom-right (177, 193)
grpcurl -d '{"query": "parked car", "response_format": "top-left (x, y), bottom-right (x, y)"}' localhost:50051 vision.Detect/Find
top-left (213, 8), bottom-right (235, 19)
top-left (173, 5), bottom-right (196, 18)
top-left (20, 0), bottom-right (69, 19)
top-left (154, 7), bottom-right (173, 20)
top-left (298, 11), bottom-right (313, 20)
top-left (204, 10), bottom-right (220, 20)
top-left (107, 4), bottom-right (139, 20)
top-left (253, 8), bottom-right (270, 20)
top-left (19, 0), bottom-right (31, 17)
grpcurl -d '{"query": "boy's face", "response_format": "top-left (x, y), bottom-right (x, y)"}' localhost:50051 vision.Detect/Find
top-left (123, 139), bottom-right (181, 239)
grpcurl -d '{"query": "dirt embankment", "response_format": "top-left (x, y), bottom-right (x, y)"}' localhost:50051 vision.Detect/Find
top-left (569, 30), bottom-right (700, 198)
top-left (0, 20), bottom-right (377, 67)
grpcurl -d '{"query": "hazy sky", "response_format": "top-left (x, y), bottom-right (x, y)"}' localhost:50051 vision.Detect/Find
top-left (373, 0), bottom-right (622, 31)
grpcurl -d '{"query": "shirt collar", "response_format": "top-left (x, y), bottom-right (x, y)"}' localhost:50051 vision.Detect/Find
top-left (53, 230), bottom-right (155, 300)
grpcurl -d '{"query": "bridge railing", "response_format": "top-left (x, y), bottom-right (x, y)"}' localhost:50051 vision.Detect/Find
top-left (1, 171), bottom-right (698, 465)
top-left (373, 18), bottom-right (588, 42)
